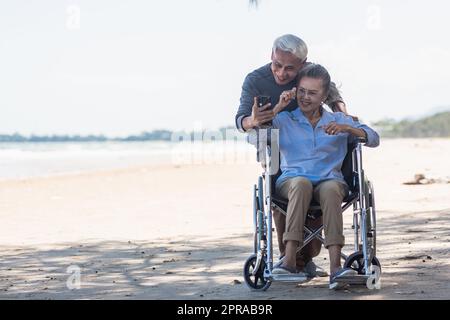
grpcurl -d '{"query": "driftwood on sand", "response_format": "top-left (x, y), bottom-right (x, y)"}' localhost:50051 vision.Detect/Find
top-left (403, 173), bottom-right (450, 185)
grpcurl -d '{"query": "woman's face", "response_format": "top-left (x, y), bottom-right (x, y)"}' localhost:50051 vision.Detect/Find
top-left (296, 77), bottom-right (327, 114)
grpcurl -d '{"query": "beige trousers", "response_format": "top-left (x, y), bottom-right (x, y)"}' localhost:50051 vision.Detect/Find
top-left (277, 177), bottom-right (347, 248)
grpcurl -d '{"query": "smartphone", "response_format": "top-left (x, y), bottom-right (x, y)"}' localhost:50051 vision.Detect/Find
top-left (257, 95), bottom-right (273, 126)
top-left (257, 95), bottom-right (272, 109)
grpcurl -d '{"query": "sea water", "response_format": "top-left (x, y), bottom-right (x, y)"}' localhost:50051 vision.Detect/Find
top-left (0, 140), bottom-right (256, 180)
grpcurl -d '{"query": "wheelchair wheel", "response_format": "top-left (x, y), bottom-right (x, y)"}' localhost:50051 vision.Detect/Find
top-left (253, 184), bottom-right (258, 253)
top-left (344, 251), bottom-right (381, 275)
top-left (362, 179), bottom-right (376, 253)
top-left (368, 181), bottom-right (377, 253)
top-left (257, 176), bottom-right (264, 212)
top-left (253, 177), bottom-right (266, 251)
top-left (243, 254), bottom-right (271, 291)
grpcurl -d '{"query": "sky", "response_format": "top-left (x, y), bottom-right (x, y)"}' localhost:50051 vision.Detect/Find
top-left (1, 0), bottom-right (450, 136)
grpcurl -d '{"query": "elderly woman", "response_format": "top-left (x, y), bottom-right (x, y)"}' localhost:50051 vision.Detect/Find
top-left (269, 64), bottom-right (380, 289)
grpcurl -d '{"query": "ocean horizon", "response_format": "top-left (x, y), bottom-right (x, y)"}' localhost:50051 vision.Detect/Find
top-left (0, 140), bottom-right (256, 180)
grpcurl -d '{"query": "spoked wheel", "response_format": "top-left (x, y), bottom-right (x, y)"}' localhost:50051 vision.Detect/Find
top-left (243, 254), bottom-right (271, 291)
top-left (253, 177), bottom-right (266, 253)
top-left (257, 176), bottom-right (264, 212)
top-left (367, 180), bottom-right (377, 253)
top-left (253, 184), bottom-right (258, 253)
top-left (362, 179), bottom-right (376, 254)
top-left (344, 251), bottom-right (381, 275)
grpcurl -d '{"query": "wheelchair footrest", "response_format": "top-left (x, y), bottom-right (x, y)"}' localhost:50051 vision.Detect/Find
top-left (335, 274), bottom-right (371, 285)
top-left (269, 273), bottom-right (309, 282)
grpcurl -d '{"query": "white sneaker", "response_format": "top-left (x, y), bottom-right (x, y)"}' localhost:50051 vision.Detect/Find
top-left (329, 267), bottom-right (357, 290)
top-left (273, 256), bottom-right (284, 269)
top-left (272, 265), bottom-right (297, 274)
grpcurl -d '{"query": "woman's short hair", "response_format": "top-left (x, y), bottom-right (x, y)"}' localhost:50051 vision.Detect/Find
top-left (272, 34), bottom-right (308, 61)
top-left (297, 64), bottom-right (331, 96)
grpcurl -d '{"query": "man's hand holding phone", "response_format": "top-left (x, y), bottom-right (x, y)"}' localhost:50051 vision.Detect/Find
top-left (249, 96), bottom-right (274, 128)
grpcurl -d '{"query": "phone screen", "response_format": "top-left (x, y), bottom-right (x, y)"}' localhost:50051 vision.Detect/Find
top-left (257, 96), bottom-right (272, 109)
top-left (257, 95), bottom-right (273, 126)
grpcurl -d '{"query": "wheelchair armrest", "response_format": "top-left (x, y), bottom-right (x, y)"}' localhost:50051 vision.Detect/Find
top-left (348, 136), bottom-right (367, 151)
top-left (354, 136), bottom-right (367, 144)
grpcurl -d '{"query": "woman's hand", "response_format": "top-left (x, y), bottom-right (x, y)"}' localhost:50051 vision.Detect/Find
top-left (273, 87), bottom-right (296, 114)
top-left (324, 121), bottom-right (367, 139)
top-left (324, 122), bottom-right (349, 135)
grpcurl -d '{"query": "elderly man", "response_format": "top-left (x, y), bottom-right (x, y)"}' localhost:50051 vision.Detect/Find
top-left (236, 34), bottom-right (348, 278)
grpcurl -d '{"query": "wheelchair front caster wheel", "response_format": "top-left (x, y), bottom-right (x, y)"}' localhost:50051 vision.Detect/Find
top-left (243, 254), bottom-right (271, 291)
top-left (343, 251), bottom-right (381, 275)
top-left (344, 252), bottom-right (382, 289)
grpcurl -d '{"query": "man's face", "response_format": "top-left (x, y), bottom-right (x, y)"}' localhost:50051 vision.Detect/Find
top-left (270, 49), bottom-right (304, 86)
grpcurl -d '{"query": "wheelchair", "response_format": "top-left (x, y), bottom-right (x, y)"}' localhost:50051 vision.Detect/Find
top-left (243, 128), bottom-right (381, 291)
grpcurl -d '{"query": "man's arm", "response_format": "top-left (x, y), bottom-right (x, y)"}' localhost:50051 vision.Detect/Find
top-left (235, 75), bottom-right (275, 132)
top-left (325, 81), bottom-right (348, 113)
top-left (241, 116), bottom-right (255, 132)
top-left (235, 75), bottom-right (257, 133)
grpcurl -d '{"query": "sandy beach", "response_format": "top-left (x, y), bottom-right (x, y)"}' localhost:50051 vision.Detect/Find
top-left (0, 138), bottom-right (449, 299)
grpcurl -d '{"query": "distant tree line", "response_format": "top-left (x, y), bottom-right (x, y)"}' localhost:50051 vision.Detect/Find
top-left (0, 130), bottom-right (172, 142)
top-left (2, 111), bottom-right (449, 142)
top-left (372, 111), bottom-right (450, 138)
top-left (0, 133), bottom-right (109, 142)
top-left (0, 127), bottom-right (239, 142)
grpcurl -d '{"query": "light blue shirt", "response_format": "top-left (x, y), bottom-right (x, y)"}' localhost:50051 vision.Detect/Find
top-left (273, 108), bottom-right (380, 189)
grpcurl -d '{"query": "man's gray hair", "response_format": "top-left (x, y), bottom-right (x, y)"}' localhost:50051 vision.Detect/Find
top-left (272, 34), bottom-right (308, 61)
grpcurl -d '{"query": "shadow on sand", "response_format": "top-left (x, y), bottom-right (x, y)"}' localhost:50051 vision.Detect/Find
top-left (1, 208), bottom-right (449, 300)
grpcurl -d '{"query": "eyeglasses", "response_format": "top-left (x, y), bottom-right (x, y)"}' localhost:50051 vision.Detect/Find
top-left (297, 87), bottom-right (319, 97)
